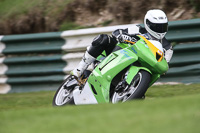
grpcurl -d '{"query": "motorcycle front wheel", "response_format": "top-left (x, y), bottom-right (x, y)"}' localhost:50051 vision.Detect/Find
top-left (112, 70), bottom-right (151, 103)
top-left (52, 75), bottom-right (76, 106)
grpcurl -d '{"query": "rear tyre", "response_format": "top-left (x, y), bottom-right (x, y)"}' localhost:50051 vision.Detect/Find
top-left (112, 70), bottom-right (151, 103)
top-left (52, 75), bottom-right (76, 106)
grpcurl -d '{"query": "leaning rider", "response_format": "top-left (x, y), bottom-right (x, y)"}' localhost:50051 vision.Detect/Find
top-left (71, 9), bottom-right (173, 78)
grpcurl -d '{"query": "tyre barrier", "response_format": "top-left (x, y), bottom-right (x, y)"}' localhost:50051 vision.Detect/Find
top-left (0, 19), bottom-right (200, 93)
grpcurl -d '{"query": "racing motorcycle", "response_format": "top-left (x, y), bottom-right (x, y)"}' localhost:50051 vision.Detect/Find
top-left (52, 35), bottom-right (168, 106)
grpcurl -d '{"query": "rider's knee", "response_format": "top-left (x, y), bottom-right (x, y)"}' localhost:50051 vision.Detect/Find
top-left (92, 34), bottom-right (109, 47)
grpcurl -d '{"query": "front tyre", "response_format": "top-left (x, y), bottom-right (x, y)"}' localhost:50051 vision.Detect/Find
top-left (112, 70), bottom-right (151, 103)
top-left (52, 76), bottom-right (76, 106)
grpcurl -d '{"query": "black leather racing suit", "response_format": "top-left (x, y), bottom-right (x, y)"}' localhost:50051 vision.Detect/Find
top-left (87, 25), bottom-right (173, 62)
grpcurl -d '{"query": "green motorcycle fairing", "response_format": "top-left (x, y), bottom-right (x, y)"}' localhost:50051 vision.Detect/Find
top-left (86, 35), bottom-right (168, 103)
top-left (88, 48), bottom-right (138, 103)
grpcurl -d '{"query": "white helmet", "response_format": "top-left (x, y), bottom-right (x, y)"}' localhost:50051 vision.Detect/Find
top-left (144, 9), bottom-right (168, 40)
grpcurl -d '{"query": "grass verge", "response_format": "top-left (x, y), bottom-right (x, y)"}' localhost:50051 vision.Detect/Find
top-left (0, 84), bottom-right (200, 133)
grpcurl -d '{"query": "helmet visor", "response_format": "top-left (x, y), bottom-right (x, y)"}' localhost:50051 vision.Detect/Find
top-left (146, 19), bottom-right (168, 33)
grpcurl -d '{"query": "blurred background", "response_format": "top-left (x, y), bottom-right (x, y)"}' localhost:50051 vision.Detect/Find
top-left (0, 0), bottom-right (200, 35)
top-left (0, 0), bottom-right (200, 93)
top-left (0, 1), bottom-right (200, 133)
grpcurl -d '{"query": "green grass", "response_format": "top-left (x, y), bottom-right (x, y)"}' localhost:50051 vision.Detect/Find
top-left (0, 0), bottom-right (40, 18)
top-left (59, 21), bottom-right (80, 31)
top-left (0, 0), bottom-right (72, 19)
top-left (0, 84), bottom-right (200, 133)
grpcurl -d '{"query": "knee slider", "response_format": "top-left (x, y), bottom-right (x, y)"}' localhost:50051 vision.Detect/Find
top-left (92, 34), bottom-right (109, 46)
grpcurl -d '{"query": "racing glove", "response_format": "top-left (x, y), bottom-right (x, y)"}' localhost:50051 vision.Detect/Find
top-left (112, 29), bottom-right (139, 44)
top-left (164, 47), bottom-right (173, 63)
top-left (117, 34), bottom-right (133, 43)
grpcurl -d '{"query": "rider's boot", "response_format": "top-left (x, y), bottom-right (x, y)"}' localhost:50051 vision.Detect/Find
top-left (71, 51), bottom-right (96, 78)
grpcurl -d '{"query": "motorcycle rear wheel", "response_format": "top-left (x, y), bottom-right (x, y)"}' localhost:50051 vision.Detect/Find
top-left (112, 70), bottom-right (151, 103)
top-left (52, 75), bottom-right (76, 106)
